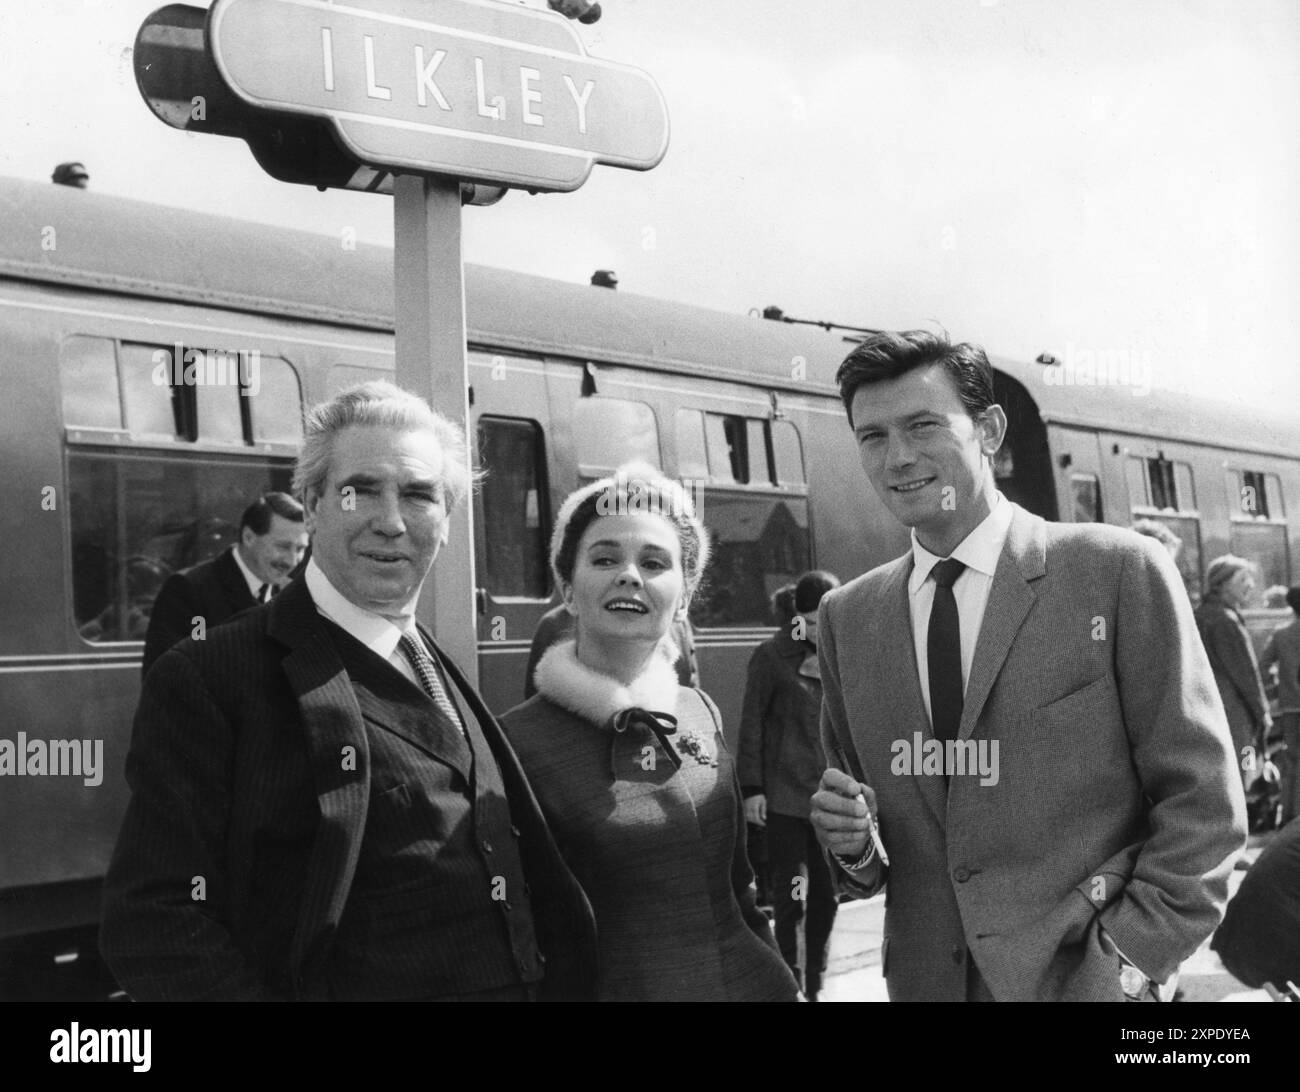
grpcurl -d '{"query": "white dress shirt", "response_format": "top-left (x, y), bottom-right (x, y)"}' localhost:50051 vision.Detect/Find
top-left (304, 559), bottom-right (424, 689)
top-left (908, 492), bottom-right (1014, 728)
top-left (230, 544), bottom-right (270, 602)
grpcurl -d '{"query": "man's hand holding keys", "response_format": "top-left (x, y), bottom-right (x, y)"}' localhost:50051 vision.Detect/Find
top-left (810, 768), bottom-right (878, 861)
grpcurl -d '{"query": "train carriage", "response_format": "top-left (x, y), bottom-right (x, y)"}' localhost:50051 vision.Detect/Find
top-left (1, 175), bottom-right (1298, 992)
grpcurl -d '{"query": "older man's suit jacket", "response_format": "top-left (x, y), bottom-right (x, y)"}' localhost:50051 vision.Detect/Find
top-left (818, 504), bottom-right (1246, 1002)
top-left (102, 577), bottom-right (598, 1001)
top-left (141, 547), bottom-right (257, 678)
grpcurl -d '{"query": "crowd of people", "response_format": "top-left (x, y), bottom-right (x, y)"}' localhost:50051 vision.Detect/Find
top-left (99, 329), bottom-right (1296, 1002)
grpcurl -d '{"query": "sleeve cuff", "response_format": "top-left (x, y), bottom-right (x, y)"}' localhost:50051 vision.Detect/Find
top-left (834, 841), bottom-right (877, 873)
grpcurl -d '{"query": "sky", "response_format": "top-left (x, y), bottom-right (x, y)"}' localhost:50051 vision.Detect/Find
top-left (1, 0), bottom-right (1297, 407)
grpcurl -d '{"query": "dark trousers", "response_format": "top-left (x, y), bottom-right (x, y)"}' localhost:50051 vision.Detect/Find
top-left (766, 813), bottom-right (838, 996)
top-left (1279, 713), bottom-right (1300, 826)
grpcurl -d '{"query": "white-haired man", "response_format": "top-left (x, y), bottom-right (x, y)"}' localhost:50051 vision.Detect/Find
top-left (102, 382), bottom-right (597, 1001)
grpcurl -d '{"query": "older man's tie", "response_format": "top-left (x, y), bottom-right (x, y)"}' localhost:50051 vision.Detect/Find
top-left (398, 632), bottom-right (467, 737)
top-left (928, 558), bottom-right (967, 743)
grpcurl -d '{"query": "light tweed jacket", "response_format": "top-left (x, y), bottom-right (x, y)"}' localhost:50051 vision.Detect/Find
top-left (819, 503), bottom-right (1247, 1002)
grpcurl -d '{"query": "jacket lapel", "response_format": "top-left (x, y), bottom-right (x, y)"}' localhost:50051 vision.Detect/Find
top-left (959, 504), bottom-right (1046, 740)
top-left (266, 579), bottom-right (371, 998)
top-left (215, 546), bottom-right (257, 611)
top-left (330, 625), bottom-right (473, 780)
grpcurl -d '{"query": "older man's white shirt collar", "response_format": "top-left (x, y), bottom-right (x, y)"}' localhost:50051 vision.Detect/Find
top-left (908, 492), bottom-right (1014, 594)
top-left (305, 558), bottom-right (418, 659)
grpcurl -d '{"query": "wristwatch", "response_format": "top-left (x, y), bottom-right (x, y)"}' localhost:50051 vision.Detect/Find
top-left (1118, 958), bottom-right (1150, 1000)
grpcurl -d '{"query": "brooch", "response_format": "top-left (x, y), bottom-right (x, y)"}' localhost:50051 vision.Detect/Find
top-left (674, 729), bottom-right (717, 767)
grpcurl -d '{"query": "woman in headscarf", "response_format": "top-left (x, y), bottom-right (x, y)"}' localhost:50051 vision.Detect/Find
top-left (501, 464), bottom-right (798, 1001)
top-left (1194, 554), bottom-right (1271, 788)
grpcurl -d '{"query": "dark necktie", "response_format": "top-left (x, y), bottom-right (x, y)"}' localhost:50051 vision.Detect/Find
top-left (398, 632), bottom-right (467, 737)
top-left (928, 558), bottom-right (967, 743)
top-left (257, 583), bottom-right (270, 603)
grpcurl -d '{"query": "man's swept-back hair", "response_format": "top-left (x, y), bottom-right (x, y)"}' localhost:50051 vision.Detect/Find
top-left (293, 380), bottom-right (479, 510)
top-left (835, 329), bottom-right (996, 427)
top-left (240, 492), bottom-right (304, 535)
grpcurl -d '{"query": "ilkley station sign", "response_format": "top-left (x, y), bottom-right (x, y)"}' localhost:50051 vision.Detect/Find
top-left (132, 0), bottom-right (669, 677)
top-left (138, 0), bottom-right (668, 191)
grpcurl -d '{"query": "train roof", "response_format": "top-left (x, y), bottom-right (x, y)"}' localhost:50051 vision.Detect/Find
top-left (2, 175), bottom-right (1298, 457)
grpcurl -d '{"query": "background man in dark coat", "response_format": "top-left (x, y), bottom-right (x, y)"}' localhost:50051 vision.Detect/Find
top-left (739, 569), bottom-right (840, 1000)
top-left (101, 381), bottom-right (597, 1001)
top-left (140, 492), bottom-right (308, 676)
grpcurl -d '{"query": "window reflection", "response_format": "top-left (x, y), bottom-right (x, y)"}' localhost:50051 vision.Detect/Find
top-left (70, 452), bottom-right (292, 642)
top-left (690, 492), bottom-right (811, 627)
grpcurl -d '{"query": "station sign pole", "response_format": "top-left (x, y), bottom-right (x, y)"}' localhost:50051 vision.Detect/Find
top-left (393, 174), bottom-right (477, 680)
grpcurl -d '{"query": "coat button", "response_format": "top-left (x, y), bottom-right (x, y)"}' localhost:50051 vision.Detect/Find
top-left (953, 867), bottom-right (971, 883)
top-left (482, 839), bottom-right (494, 853)
top-left (511, 824), bottom-right (521, 838)
top-left (503, 901), bottom-right (512, 912)
top-left (952, 946), bottom-right (964, 964)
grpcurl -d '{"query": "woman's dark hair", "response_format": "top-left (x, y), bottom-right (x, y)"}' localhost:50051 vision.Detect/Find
top-left (794, 570), bottom-right (841, 614)
top-left (770, 583), bottom-right (797, 627)
top-left (835, 329), bottom-right (995, 427)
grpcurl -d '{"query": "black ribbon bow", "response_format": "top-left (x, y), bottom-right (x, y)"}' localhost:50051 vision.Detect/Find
top-left (610, 707), bottom-right (682, 770)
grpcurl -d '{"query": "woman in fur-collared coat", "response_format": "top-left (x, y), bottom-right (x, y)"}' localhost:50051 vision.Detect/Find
top-left (501, 465), bottom-right (798, 1002)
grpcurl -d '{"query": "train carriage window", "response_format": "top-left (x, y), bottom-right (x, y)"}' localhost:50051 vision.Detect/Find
top-left (1071, 474), bottom-right (1102, 522)
top-left (1230, 523), bottom-right (1290, 591)
top-left (1226, 468), bottom-right (1290, 589)
top-left (572, 397), bottom-right (659, 476)
top-left (1125, 458), bottom-right (1148, 508)
top-left (1148, 458), bottom-right (1177, 510)
top-left (689, 491), bottom-right (812, 627)
top-left (120, 342), bottom-right (181, 439)
top-left (69, 451), bottom-right (291, 643)
top-left (1155, 515), bottom-right (1204, 606)
top-left (771, 420), bottom-right (806, 486)
top-left (250, 356), bottom-right (304, 444)
top-left (705, 415), bottom-right (740, 484)
top-left (1129, 455), bottom-right (1201, 603)
top-left (1128, 455), bottom-right (1193, 512)
top-left (746, 419), bottom-right (770, 485)
top-left (59, 336), bottom-right (122, 430)
top-left (675, 409), bottom-right (709, 480)
top-left (1175, 463), bottom-right (1196, 510)
top-left (195, 350), bottom-right (245, 444)
top-left (476, 417), bottom-right (550, 599)
top-left (1228, 468), bottom-right (1283, 520)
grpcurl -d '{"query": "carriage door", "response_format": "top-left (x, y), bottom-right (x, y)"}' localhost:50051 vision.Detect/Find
top-left (1047, 424), bottom-right (1108, 526)
top-left (469, 350), bottom-right (554, 714)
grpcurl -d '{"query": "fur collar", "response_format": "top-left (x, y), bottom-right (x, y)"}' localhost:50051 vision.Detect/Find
top-left (533, 637), bottom-right (680, 728)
